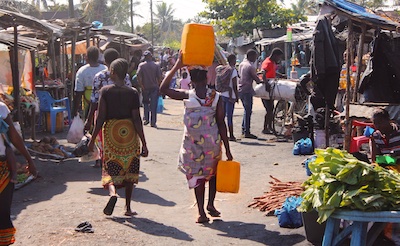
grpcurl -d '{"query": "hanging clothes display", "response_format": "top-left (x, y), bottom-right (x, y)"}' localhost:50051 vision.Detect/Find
top-left (310, 15), bottom-right (341, 110)
top-left (359, 33), bottom-right (400, 103)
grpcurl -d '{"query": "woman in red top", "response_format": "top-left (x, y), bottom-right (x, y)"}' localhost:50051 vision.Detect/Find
top-left (261, 48), bottom-right (284, 134)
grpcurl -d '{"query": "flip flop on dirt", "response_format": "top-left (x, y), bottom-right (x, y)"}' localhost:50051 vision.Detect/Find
top-left (124, 210), bottom-right (138, 216)
top-left (196, 216), bottom-right (210, 223)
top-left (207, 206), bottom-right (221, 217)
top-left (103, 196), bottom-right (117, 215)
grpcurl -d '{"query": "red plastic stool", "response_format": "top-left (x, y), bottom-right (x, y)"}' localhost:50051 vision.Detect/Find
top-left (349, 120), bottom-right (374, 154)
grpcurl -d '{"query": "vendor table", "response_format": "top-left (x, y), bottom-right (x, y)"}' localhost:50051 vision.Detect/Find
top-left (322, 210), bottom-right (400, 246)
top-left (35, 84), bottom-right (65, 100)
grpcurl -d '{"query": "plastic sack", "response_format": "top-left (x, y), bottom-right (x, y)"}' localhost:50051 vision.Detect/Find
top-left (293, 138), bottom-right (313, 155)
top-left (254, 80), bottom-right (297, 102)
top-left (67, 115), bottom-right (84, 144)
top-left (274, 196), bottom-right (304, 228)
top-left (157, 96), bottom-right (164, 113)
top-left (72, 134), bottom-right (91, 157)
top-left (79, 145), bottom-right (100, 163)
top-left (302, 155), bottom-right (317, 176)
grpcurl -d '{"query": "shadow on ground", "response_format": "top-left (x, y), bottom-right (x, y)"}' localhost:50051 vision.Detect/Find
top-left (87, 187), bottom-right (176, 207)
top-left (205, 220), bottom-right (306, 245)
top-left (109, 216), bottom-right (193, 242)
top-left (239, 141), bottom-right (275, 147)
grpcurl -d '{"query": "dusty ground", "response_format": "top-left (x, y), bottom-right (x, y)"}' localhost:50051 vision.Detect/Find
top-left (11, 98), bottom-right (316, 246)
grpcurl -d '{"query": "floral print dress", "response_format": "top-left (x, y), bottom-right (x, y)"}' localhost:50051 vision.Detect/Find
top-left (178, 89), bottom-right (222, 188)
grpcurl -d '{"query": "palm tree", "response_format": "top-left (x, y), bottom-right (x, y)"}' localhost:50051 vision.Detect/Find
top-left (291, 0), bottom-right (318, 16)
top-left (154, 2), bottom-right (176, 33)
top-left (30, 0), bottom-right (54, 10)
top-left (130, 0), bottom-right (142, 33)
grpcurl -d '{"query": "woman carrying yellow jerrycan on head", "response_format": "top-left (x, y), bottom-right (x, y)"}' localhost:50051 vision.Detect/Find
top-left (160, 50), bottom-right (234, 224)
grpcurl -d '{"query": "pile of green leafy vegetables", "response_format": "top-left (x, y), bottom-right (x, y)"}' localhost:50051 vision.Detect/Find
top-left (298, 148), bottom-right (400, 223)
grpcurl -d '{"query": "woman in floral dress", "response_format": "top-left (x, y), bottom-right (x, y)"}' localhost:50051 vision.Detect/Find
top-left (160, 53), bottom-right (233, 223)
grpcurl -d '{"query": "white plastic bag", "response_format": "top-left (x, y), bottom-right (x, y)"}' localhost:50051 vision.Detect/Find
top-left (67, 115), bottom-right (84, 144)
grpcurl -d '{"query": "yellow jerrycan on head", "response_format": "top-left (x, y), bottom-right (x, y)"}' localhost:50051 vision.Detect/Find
top-left (181, 23), bottom-right (215, 66)
top-left (216, 160), bottom-right (240, 193)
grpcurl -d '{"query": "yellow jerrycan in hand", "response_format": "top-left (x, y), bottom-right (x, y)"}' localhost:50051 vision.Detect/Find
top-left (216, 160), bottom-right (240, 193)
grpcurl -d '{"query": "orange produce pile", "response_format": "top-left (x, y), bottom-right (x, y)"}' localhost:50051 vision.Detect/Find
top-left (248, 175), bottom-right (304, 216)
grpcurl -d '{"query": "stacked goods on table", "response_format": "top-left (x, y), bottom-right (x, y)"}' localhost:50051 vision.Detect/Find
top-left (0, 93), bottom-right (14, 111)
top-left (248, 176), bottom-right (304, 215)
top-left (298, 148), bottom-right (400, 223)
top-left (29, 137), bottom-right (72, 159)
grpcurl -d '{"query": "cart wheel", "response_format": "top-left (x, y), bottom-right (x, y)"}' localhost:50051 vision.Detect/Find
top-left (273, 100), bottom-right (292, 136)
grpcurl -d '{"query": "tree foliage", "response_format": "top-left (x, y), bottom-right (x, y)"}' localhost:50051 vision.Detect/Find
top-left (291, 0), bottom-right (319, 16)
top-left (201, 0), bottom-right (306, 37)
top-left (353, 0), bottom-right (384, 9)
top-left (81, 0), bottom-right (141, 32)
top-left (0, 0), bottom-right (41, 17)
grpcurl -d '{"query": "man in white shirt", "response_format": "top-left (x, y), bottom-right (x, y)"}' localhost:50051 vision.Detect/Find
top-left (73, 46), bottom-right (107, 117)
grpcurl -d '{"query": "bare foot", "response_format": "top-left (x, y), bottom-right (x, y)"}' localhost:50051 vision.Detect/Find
top-left (124, 210), bottom-right (138, 216)
top-left (196, 215), bottom-right (210, 223)
top-left (206, 206), bottom-right (221, 217)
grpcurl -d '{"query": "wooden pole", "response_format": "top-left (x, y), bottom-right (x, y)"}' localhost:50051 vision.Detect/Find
top-left (50, 38), bottom-right (57, 80)
top-left (70, 32), bottom-right (77, 105)
top-left (130, 0), bottom-right (134, 33)
top-left (86, 28), bottom-right (90, 48)
top-left (31, 49), bottom-right (36, 140)
top-left (11, 24), bottom-right (20, 123)
top-left (353, 24), bottom-right (366, 103)
top-left (344, 20), bottom-right (354, 152)
top-left (60, 38), bottom-right (64, 86)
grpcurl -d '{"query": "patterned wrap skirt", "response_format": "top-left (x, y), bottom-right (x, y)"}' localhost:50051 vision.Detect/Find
top-left (0, 160), bottom-right (16, 245)
top-left (101, 119), bottom-right (140, 188)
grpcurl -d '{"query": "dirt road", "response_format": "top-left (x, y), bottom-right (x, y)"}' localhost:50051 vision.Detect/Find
top-left (12, 98), bottom-right (313, 246)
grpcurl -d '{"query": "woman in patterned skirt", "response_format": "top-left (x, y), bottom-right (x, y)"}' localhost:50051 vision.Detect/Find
top-left (89, 58), bottom-right (148, 216)
top-left (160, 52), bottom-right (233, 223)
top-left (0, 102), bottom-right (37, 245)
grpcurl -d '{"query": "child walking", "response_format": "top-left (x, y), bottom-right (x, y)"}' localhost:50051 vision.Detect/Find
top-left (160, 53), bottom-right (233, 223)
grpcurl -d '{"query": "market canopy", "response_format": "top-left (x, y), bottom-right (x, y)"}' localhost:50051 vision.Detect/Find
top-left (0, 9), bottom-right (63, 37)
top-left (255, 31), bottom-right (314, 46)
top-left (324, 0), bottom-right (400, 31)
top-left (0, 32), bottom-right (47, 50)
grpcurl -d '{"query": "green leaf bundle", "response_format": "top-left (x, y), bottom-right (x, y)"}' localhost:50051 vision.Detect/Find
top-left (298, 148), bottom-right (400, 223)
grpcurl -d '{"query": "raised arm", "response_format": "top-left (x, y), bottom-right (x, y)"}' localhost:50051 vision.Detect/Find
top-left (160, 52), bottom-right (188, 100)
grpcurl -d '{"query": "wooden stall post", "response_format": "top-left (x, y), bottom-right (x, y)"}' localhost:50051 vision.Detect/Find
top-left (70, 32), bottom-right (77, 107)
top-left (353, 24), bottom-right (366, 103)
top-left (11, 24), bottom-right (21, 123)
top-left (50, 38), bottom-right (57, 80)
top-left (344, 20), bottom-right (354, 151)
top-left (30, 49), bottom-right (36, 140)
top-left (86, 28), bottom-right (90, 48)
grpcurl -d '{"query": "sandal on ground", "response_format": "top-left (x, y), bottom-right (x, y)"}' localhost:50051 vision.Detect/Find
top-left (103, 196), bottom-right (117, 215)
top-left (229, 136), bottom-right (237, 142)
top-left (124, 211), bottom-right (138, 216)
top-left (207, 207), bottom-right (221, 217)
top-left (75, 221), bottom-right (94, 233)
top-left (196, 216), bottom-right (210, 223)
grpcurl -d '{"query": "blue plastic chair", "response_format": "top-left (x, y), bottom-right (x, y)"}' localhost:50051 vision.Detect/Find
top-left (36, 90), bottom-right (71, 134)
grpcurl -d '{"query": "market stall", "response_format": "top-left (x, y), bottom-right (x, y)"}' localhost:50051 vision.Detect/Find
top-left (317, 0), bottom-right (400, 151)
top-left (0, 8), bottom-right (65, 139)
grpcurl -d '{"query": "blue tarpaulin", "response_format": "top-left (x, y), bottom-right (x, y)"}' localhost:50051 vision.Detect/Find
top-left (325, 0), bottom-right (400, 30)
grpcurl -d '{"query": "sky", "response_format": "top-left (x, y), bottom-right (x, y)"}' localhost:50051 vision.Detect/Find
top-left (55, 0), bottom-right (330, 28)
top-left (134, 0), bottom-right (208, 27)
